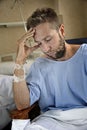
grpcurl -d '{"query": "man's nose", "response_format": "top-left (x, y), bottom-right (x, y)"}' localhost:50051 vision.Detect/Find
top-left (41, 43), bottom-right (51, 53)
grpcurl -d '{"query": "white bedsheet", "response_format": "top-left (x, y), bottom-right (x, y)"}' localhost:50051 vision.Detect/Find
top-left (11, 108), bottom-right (87, 130)
top-left (0, 75), bottom-right (16, 130)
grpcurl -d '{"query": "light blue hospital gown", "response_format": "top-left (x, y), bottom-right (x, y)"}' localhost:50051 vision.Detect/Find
top-left (25, 44), bottom-right (87, 130)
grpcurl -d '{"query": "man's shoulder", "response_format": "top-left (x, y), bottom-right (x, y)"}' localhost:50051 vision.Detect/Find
top-left (80, 43), bottom-right (87, 53)
top-left (81, 43), bottom-right (87, 49)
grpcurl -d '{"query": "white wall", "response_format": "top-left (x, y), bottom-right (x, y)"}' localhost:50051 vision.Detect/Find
top-left (58, 0), bottom-right (87, 39)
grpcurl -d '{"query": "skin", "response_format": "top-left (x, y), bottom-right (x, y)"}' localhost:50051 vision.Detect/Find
top-left (16, 28), bottom-right (40, 64)
top-left (14, 22), bottom-right (80, 110)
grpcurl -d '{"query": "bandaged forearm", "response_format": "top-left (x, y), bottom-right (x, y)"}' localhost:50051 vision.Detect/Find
top-left (13, 64), bottom-right (26, 82)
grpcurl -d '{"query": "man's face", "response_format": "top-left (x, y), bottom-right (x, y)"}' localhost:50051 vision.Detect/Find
top-left (34, 22), bottom-right (65, 60)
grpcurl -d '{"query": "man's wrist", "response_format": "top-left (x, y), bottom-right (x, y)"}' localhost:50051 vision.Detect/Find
top-left (13, 74), bottom-right (25, 82)
top-left (13, 63), bottom-right (26, 82)
top-left (14, 63), bottom-right (24, 70)
top-left (15, 58), bottom-right (26, 65)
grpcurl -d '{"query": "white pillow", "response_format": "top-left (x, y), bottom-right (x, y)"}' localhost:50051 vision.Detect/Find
top-left (0, 60), bottom-right (34, 75)
top-left (0, 61), bottom-right (15, 75)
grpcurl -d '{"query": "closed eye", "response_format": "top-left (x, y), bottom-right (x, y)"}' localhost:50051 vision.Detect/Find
top-left (45, 37), bottom-right (52, 43)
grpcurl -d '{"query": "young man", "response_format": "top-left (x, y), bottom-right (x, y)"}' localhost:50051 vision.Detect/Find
top-left (13, 8), bottom-right (87, 130)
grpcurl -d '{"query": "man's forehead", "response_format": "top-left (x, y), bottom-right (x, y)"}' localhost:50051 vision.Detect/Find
top-left (33, 23), bottom-right (59, 43)
top-left (34, 25), bottom-right (49, 39)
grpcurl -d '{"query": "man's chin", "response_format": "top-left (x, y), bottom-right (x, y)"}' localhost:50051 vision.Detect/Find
top-left (45, 53), bottom-right (57, 60)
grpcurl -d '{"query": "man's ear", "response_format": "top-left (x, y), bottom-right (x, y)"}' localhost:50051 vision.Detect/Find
top-left (59, 24), bottom-right (65, 38)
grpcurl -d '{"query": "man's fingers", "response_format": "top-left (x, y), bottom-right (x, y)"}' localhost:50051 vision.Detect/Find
top-left (17, 29), bottom-right (35, 45)
top-left (30, 44), bottom-right (40, 52)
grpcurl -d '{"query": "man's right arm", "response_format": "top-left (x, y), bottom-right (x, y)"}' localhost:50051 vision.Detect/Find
top-left (13, 64), bottom-right (30, 110)
top-left (13, 28), bottom-right (40, 110)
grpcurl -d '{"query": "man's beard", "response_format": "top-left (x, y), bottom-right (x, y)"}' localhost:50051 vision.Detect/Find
top-left (55, 39), bottom-right (65, 59)
top-left (54, 32), bottom-right (66, 59)
top-left (45, 41), bottom-right (65, 60)
top-left (45, 36), bottom-right (66, 60)
top-left (46, 35), bottom-right (66, 60)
